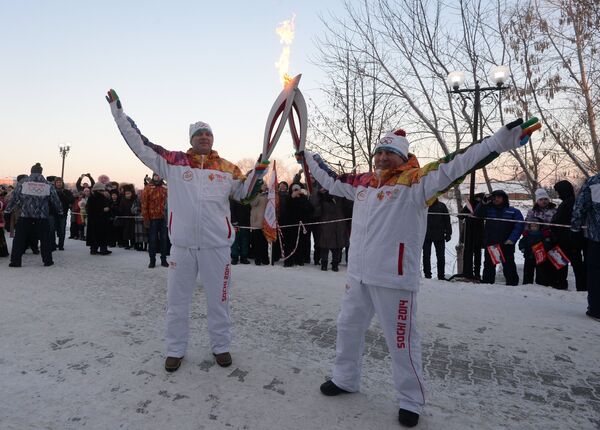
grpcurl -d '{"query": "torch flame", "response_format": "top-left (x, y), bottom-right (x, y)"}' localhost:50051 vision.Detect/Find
top-left (275, 15), bottom-right (296, 85)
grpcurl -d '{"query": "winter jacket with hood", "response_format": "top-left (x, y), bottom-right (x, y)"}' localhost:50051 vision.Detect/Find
top-left (525, 202), bottom-right (557, 225)
top-left (111, 107), bottom-right (261, 249)
top-left (572, 173), bottom-right (600, 242)
top-left (5, 173), bottom-right (62, 219)
top-left (474, 190), bottom-right (524, 246)
top-left (55, 184), bottom-right (75, 215)
top-left (425, 199), bottom-right (452, 242)
top-left (304, 127), bottom-right (520, 292)
top-left (141, 182), bottom-right (168, 221)
top-left (314, 191), bottom-right (351, 249)
top-left (551, 180), bottom-right (581, 246)
top-left (86, 191), bottom-right (111, 246)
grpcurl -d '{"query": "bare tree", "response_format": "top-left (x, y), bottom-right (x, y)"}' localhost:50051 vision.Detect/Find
top-left (311, 0), bottom-right (524, 273)
top-left (504, 0), bottom-right (600, 176)
top-left (309, 37), bottom-right (401, 172)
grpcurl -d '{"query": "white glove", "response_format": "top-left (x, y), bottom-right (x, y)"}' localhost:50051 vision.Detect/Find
top-left (105, 89), bottom-right (125, 119)
top-left (487, 118), bottom-right (541, 153)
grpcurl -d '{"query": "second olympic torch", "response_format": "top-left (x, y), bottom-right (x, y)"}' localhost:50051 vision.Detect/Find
top-left (258, 74), bottom-right (311, 192)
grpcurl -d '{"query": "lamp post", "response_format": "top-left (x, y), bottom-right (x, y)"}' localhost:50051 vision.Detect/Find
top-left (58, 143), bottom-right (71, 179)
top-left (447, 65), bottom-right (510, 280)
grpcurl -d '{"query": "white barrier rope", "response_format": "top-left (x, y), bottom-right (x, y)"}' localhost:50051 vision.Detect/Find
top-left (68, 211), bottom-right (584, 230)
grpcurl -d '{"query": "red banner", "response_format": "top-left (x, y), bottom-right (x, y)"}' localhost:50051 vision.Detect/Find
top-left (547, 246), bottom-right (571, 270)
top-left (486, 244), bottom-right (506, 265)
top-left (532, 242), bottom-right (547, 265)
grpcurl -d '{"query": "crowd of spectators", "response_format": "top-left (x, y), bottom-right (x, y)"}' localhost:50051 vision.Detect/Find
top-left (1, 165), bottom-right (598, 305)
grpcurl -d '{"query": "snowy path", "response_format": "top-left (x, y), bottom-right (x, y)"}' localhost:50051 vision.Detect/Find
top-left (1, 239), bottom-right (599, 429)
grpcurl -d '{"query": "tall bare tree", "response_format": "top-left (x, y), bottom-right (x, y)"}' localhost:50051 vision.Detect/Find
top-left (504, 0), bottom-right (600, 177)
top-left (309, 38), bottom-right (401, 173)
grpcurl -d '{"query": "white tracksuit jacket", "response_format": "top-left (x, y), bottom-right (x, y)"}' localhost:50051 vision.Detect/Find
top-left (110, 109), bottom-right (259, 249)
top-left (110, 106), bottom-right (261, 357)
top-left (304, 134), bottom-right (509, 292)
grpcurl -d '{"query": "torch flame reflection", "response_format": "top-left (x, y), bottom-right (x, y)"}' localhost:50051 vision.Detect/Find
top-left (275, 15), bottom-right (296, 86)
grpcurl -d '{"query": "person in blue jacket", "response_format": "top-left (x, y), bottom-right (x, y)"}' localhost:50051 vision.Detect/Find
top-left (475, 189), bottom-right (524, 285)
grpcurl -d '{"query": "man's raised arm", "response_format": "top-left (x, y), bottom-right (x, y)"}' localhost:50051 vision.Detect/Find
top-left (106, 89), bottom-right (171, 179)
top-left (417, 118), bottom-right (541, 205)
top-left (302, 151), bottom-right (363, 201)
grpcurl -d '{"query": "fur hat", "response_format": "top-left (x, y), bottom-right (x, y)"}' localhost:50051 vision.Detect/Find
top-left (534, 188), bottom-right (549, 202)
top-left (189, 121), bottom-right (213, 141)
top-left (374, 130), bottom-right (410, 160)
top-left (30, 163), bottom-right (43, 174)
top-left (92, 183), bottom-right (106, 192)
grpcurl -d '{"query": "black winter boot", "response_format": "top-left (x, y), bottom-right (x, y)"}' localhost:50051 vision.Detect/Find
top-left (398, 409), bottom-right (419, 427)
top-left (320, 380), bottom-right (350, 396)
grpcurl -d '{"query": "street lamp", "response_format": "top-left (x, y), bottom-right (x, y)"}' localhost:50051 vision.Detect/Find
top-left (58, 143), bottom-right (71, 179)
top-left (447, 66), bottom-right (510, 280)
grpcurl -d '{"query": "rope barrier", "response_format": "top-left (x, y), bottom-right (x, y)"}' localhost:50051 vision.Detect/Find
top-left (67, 210), bottom-right (585, 230)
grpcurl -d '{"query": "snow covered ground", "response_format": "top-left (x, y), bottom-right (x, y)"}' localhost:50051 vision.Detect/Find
top-left (1, 237), bottom-right (599, 430)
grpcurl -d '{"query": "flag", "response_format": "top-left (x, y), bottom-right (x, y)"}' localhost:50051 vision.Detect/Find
top-left (262, 160), bottom-right (278, 243)
top-left (547, 245), bottom-right (570, 270)
top-left (532, 242), bottom-right (547, 265)
top-left (486, 244), bottom-right (505, 265)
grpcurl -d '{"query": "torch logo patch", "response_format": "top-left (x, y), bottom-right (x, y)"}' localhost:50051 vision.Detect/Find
top-left (183, 170), bottom-right (193, 181)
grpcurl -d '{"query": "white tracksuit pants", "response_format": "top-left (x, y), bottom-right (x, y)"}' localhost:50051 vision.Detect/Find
top-left (165, 245), bottom-right (232, 358)
top-left (332, 283), bottom-right (425, 414)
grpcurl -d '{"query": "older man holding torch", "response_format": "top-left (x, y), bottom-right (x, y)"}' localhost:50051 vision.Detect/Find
top-left (106, 89), bottom-right (266, 372)
top-left (300, 118), bottom-right (541, 427)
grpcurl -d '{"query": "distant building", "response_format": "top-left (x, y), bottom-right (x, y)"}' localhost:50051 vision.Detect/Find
top-left (444, 180), bottom-right (532, 201)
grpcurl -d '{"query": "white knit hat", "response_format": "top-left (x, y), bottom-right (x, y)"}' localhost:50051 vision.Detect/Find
top-left (534, 188), bottom-right (550, 201)
top-left (189, 121), bottom-right (213, 141)
top-left (374, 129), bottom-right (410, 159)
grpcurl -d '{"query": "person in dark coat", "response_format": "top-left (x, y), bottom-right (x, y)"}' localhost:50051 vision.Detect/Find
top-left (108, 190), bottom-right (122, 247)
top-left (0, 188), bottom-right (10, 257)
top-left (230, 198), bottom-right (251, 264)
top-left (281, 182), bottom-right (313, 267)
top-left (5, 163), bottom-right (62, 267)
top-left (571, 172), bottom-right (600, 320)
top-left (86, 183), bottom-right (112, 255)
top-left (119, 184), bottom-right (137, 249)
top-left (422, 198), bottom-right (452, 280)
top-left (458, 193), bottom-right (486, 280)
top-left (474, 189), bottom-right (524, 285)
top-left (52, 177), bottom-right (74, 250)
top-left (551, 180), bottom-right (587, 291)
top-left (313, 188), bottom-right (350, 271)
